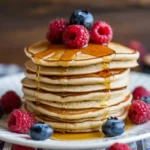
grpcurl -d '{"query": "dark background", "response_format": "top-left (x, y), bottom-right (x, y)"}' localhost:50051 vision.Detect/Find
top-left (0, 0), bottom-right (150, 66)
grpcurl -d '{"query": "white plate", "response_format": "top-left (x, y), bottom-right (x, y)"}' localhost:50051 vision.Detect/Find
top-left (0, 72), bottom-right (150, 150)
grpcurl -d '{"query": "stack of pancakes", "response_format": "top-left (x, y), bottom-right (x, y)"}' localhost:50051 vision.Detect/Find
top-left (22, 41), bottom-right (139, 132)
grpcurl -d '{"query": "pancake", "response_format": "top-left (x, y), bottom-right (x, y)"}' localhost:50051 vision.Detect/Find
top-left (23, 89), bottom-right (130, 109)
top-left (25, 41), bottom-right (139, 67)
top-left (24, 94), bottom-right (132, 120)
top-left (25, 60), bottom-right (138, 76)
top-left (25, 69), bottom-right (129, 85)
top-left (35, 109), bottom-right (128, 132)
top-left (22, 39), bottom-right (139, 133)
top-left (22, 87), bottom-right (128, 102)
top-left (22, 75), bottom-right (130, 92)
top-left (23, 96), bottom-right (130, 132)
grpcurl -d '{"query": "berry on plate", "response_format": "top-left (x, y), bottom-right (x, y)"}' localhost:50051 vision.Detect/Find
top-left (108, 143), bottom-right (131, 150)
top-left (12, 144), bottom-right (35, 150)
top-left (63, 25), bottom-right (89, 48)
top-left (132, 86), bottom-right (150, 99)
top-left (8, 109), bottom-right (36, 134)
top-left (30, 122), bottom-right (53, 140)
top-left (141, 96), bottom-right (150, 104)
top-left (128, 100), bottom-right (150, 124)
top-left (102, 117), bottom-right (125, 137)
top-left (0, 105), bottom-right (4, 119)
top-left (90, 21), bottom-right (113, 45)
top-left (69, 10), bottom-right (94, 29)
top-left (46, 19), bottom-right (68, 44)
top-left (0, 91), bottom-right (22, 113)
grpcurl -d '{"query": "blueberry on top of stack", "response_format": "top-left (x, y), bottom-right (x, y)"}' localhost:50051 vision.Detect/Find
top-left (47, 10), bottom-right (112, 48)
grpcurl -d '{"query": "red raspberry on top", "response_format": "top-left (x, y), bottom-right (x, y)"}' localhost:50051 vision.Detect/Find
top-left (128, 100), bottom-right (150, 124)
top-left (63, 25), bottom-right (90, 48)
top-left (108, 143), bottom-right (131, 150)
top-left (90, 21), bottom-right (113, 45)
top-left (133, 86), bottom-right (150, 99)
top-left (12, 144), bottom-right (35, 150)
top-left (8, 109), bottom-right (36, 134)
top-left (0, 91), bottom-right (22, 113)
top-left (46, 19), bottom-right (68, 44)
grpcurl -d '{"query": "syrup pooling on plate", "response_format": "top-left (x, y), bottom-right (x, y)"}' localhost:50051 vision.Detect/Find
top-left (50, 118), bottom-right (134, 141)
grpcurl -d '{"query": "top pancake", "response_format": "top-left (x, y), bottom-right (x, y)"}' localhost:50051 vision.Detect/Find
top-left (25, 40), bottom-right (139, 67)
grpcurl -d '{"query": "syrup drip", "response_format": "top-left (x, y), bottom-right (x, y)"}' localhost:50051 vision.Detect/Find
top-left (100, 90), bottom-right (111, 107)
top-left (105, 77), bottom-right (111, 89)
top-left (102, 110), bottom-right (109, 121)
top-left (100, 56), bottom-right (113, 107)
top-left (102, 56), bottom-right (111, 70)
top-left (36, 65), bottom-right (41, 104)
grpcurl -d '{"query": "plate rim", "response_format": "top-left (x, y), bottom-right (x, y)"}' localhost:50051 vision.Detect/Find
top-left (0, 123), bottom-right (150, 150)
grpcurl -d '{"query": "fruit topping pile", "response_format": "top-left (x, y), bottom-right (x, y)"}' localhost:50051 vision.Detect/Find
top-left (46, 10), bottom-right (113, 48)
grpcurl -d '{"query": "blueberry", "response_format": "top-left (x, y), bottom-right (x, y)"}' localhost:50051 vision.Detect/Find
top-left (141, 96), bottom-right (150, 104)
top-left (0, 105), bottom-right (4, 119)
top-left (30, 123), bottom-right (53, 140)
top-left (102, 117), bottom-right (125, 137)
top-left (69, 10), bottom-right (94, 29)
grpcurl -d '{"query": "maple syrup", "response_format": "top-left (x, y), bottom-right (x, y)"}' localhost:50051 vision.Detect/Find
top-left (100, 56), bottom-right (112, 107)
top-left (32, 43), bottom-right (115, 61)
top-left (50, 50), bottom-right (64, 60)
top-left (51, 118), bottom-right (135, 141)
top-left (100, 90), bottom-right (111, 107)
top-left (35, 65), bottom-right (41, 104)
top-left (102, 110), bottom-right (109, 121)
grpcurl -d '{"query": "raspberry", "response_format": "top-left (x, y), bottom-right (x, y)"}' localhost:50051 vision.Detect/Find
top-left (128, 100), bottom-right (150, 124)
top-left (46, 19), bottom-right (68, 44)
top-left (0, 91), bottom-right (22, 113)
top-left (8, 109), bottom-right (36, 134)
top-left (90, 21), bottom-right (113, 44)
top-left (133, 86), bottom-right (150, 99)
top-left (63, 25), bottom-right (90, 48)
top-left (128, 40), bottom-right (147, 62)
top-left (12, 144), bottom-right (35, 150)
top-left (109, 143), bottom-right (131, 150)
